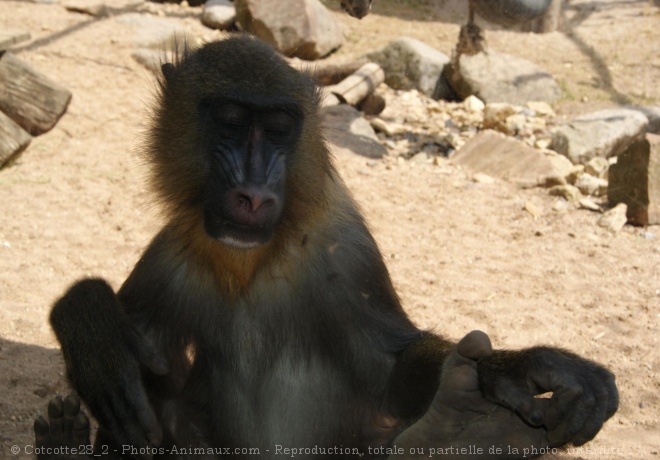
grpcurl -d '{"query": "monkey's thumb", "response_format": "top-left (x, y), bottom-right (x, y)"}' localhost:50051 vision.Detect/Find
top-left (122, 324), bottom-right (170, 375)
top-left (456, 330), bottom-right (493, 362)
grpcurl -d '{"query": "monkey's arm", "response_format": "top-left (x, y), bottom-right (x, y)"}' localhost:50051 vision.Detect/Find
top-left (50, 278), bottom-right (169, 452)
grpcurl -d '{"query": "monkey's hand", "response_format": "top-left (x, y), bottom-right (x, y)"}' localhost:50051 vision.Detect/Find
top-left (478, 343), bottom-right (618, 448)
top-left (392, 331), bottom-right (551, 459)
top-left (50, 278), bottom-right (169, 454)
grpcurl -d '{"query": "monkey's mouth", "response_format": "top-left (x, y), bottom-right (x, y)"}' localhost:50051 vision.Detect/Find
top-left (203, 214), bottom-right (275, 249)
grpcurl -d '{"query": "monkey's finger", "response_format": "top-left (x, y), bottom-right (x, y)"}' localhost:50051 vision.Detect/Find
top-left (122, 323), bottom-right (169, 375)
top-left (34, 416), bottom-right (50, 445)
top-left (490, 382), bottom-right (546, 427)
top-left (125, 384), bottom-right (163, 448)
top-left (72, 412), bottom-right (91, 446)
top-left (62, 393), bottom-right (81, 433)
top-left (99, 399), bottom-right (154, 460)
top-left (47, 395), bottom-right (65, 440)
top-left (456, 330), bottom-right (493, 361)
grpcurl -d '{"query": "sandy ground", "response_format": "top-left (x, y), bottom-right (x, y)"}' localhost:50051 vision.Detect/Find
top-left (0, 0), bottom-right (658, 458)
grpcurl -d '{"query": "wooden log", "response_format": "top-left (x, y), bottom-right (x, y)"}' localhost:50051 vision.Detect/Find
top-left (326, 62), bottom-right (385, 106)
top-left (0, 52), bottom-right (72, 135)
top-left (319, 87), bottom-right (341, 108)
top-left (309, 57), bottom-right (369, 86)
top-left (0, 109), bottom-right (32, 168)
top-left (0, 31), bottom-right (30, 52)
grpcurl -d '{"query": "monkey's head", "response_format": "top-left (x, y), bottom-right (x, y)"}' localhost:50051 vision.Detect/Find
top-left (147, 36), bottom-right (328, 250)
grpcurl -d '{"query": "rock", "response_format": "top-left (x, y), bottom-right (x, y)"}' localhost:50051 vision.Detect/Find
top-left (549, 184), bottom-right (581, 202)
top-left (540, 173), bottom-right (566, 187)
top-left (598, 203), bottom-right (628, 232)
top-left (566, 165), bottom-right (584, 185)
top-left (524, 201), bottom-right (542, 219)
top-left (574, 173), bottom-right (607, 196)
top-left (116, 13), bottom-right (189, 50)
top-left (626, 105), bottom-right (660, 134)
top-left (322, 105), bottom-right (386, 159)
top-left (482, 103), bottom-right (517, 134)
top-left (579, 197), bottom-right (602, 212)
top-left (370, 118), bottom-right (394, 136)
top-left (585, 156), bottom-right (609, 178)
top-left (464, 95), bottom-right (485, 112)
top-left (447, 50), bottom-right (562, 105)
top-left (202, 0), bottom-right (236, 30)
top-left (551, 109), bottom-right (648, 165)
top-left (452, 130), bottom-right (556, 186)
top-left (235, 0), bottom-right (343, 60)
top-left (608, 134), bottom-right (660, 226)
top-left (410, 152), bottom-right (429, 164)
top-left (63, 0), bottom-right (108, 16)
top-left (366, 37), bottom-right (450, 98)
top-left (535, 138), bottom-right (552, 149)
top-left (544, 150), bottom-right (574, 178)
top-left (473, 172), bottom-right (496, 184)
top-left (526, 101), bottom-right (556, 117)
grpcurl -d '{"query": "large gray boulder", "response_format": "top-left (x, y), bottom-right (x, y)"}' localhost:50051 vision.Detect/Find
top-left (235, 0), bottom-right (343, 60)
top-left (366, 37), bottom-right (450, 99)
top-left (551, 108), bottom-right (648, 165)
top-left (447, 49), bottom-right (561, 105)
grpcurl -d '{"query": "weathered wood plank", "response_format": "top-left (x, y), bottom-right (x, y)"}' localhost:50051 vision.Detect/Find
top-left (0, 109), bottom-right (32, 168)
top-left (0, 52), bottom-right (72, 135)
top-left (326, 63), bottom-right (385, 106)
top-left (0, 31), bottom-right (31, 52)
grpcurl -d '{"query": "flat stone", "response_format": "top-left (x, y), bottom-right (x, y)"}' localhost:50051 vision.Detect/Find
top-left (452, 129), bottom-right (555, 186)
top-left (551, 108), bottom-right (648, 165)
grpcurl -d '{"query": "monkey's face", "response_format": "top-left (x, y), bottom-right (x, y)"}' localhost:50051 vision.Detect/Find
top-left (199, 100), bottom-right (302, 249)
top-left (149, 37), bottom-right (322, 250)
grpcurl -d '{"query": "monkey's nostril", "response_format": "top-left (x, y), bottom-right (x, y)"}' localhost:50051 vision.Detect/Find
top-left (237, 194), bottom-right (253, 211)
top-left (236, 190), bottom-right (275, 213)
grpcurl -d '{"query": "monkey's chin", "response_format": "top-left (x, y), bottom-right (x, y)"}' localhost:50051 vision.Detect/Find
top-left (217, 236), bottom-right (265, 249)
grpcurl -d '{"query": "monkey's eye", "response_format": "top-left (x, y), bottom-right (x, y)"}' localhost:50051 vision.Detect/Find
top-left (214, 103), bottom-right (250, 127)
top-left (263, 111), bottom-right (297, 137)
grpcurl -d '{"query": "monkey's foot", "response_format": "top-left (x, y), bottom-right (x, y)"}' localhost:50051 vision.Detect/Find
top-left (393, 332), bottom-right (551, 459)
top-left (34, 394), bottom-right (93, 460)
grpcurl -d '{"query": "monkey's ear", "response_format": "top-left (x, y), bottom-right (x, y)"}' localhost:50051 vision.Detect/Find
top-left (161, 63), bottom-right (177, 82)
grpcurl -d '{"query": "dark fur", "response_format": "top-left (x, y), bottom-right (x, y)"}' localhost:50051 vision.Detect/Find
top-left (45, 35), bottom-right (617, 458)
